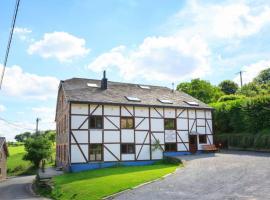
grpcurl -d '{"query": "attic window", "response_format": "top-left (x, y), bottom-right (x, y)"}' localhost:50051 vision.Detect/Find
top-left (158, 99), bottom-right (173, 104)
top-left (87, 83), bottom-right (98, 88)
top-left (185, 101), bottom-right (199, 106)
top-left (125, 96), bottom-right (141, 102)
top-left (139, 85), bottom-right (150, 89)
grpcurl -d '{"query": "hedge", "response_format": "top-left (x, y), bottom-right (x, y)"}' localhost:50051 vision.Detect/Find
top-left (210, 95), bottom-right (270, 134)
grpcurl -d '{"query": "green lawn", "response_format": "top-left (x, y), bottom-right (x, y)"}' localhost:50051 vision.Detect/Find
top-left (49, 163), bottom-right (179, 200)
top-left (7, 144), bottom-right (56, 176)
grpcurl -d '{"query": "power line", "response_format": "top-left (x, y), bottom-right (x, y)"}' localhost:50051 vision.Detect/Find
top-left (0, 116), bottom-right (35, 131)
top-left (0, 0), bottom-right (21, 89)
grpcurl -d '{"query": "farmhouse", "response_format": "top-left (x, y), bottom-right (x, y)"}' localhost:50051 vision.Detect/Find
top-left (55, 72), bottom-right (214, 172)
top-left (0, 137), bottom-right (8, 180)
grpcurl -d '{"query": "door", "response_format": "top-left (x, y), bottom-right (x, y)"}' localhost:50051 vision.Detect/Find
top-left (189, 135), bottom-right (197, 153)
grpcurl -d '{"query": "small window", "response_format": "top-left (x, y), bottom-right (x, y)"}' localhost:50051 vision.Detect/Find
top-left (87, 83), bottom-right (98, 87)
top-left (199, 135), bottom-right (207, 144)
top-left (90, 116), bottom-right (103, 129)
top-left (121, 117), bottom-right (134, 129)
top-left (158, 99), bottom-right (173, 104)
top-left (139, 85), bottom-right (150, 89)
top-left (165, 143), bottom-right (177, 152)
top-left (89, 144), bottom-right (102, 161)
top-left (121, 144), bottom-right (135, 154)
top-left (164, 118), bottom-right (176, 130)
top-left (184, 101), bottom-right (199, 106)
top-left (125, 96), bottom-right (141, 102)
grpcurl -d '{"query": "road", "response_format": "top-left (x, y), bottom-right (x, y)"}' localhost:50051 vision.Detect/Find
top-left (0, 175), bottom-right (48, 200)
top-left (113, 151), bottom-right (270, 200)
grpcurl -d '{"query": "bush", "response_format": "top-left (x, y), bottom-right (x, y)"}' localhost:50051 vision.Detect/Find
top-left (218, 94), bottom-right (245, 102)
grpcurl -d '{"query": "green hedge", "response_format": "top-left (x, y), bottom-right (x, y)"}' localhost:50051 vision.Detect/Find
top-left (210, 95), bottom-right (270, 134)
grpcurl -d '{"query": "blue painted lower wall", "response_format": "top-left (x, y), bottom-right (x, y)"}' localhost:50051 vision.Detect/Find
top-left (70, 160), bottom-right (157, 172)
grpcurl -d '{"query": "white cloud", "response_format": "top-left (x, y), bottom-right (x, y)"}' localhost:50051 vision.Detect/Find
top-left (0, 105), bottom-right (6, 112)
top-left (0, 65), bottom-right (59, 100)
top-left (28, 32), bottom-right (90, 62)
top-left (88, 36), bottom-right (211, 82)
top-left (170, 1), bottom-right (270, 39)
top-left (14, 27), bottom-right (32, 41)
top-left (32, 107), bottom-right (55, 123)
top-left (233, 60), bottom-right (270, 85)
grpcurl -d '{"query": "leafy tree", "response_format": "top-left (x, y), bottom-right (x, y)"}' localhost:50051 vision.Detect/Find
top-left (218, 80), bottom-right (238, 95)
top-left (177, 78), bottom-right (223, 103)
top-left (238, 82), bottom-right (262, 97)
top-left (254, 68), bottom-right (270, 84)
top-left (43, 130), bottom-right (56, 143)
top-left (23, 135), bottom-right (52, 168)
top-left (15, 132), bottom-right (31, 143)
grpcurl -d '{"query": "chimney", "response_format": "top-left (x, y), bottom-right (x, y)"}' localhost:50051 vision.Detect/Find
top-left (101, 70), bottom-right (108, 90)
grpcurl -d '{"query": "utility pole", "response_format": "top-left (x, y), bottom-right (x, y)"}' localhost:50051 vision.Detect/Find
top-left (236, 70), bottom-right (245, 88)
top-left (36, 118), bottom-right (41, 135)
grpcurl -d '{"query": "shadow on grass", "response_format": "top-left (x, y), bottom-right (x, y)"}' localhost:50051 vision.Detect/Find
top-left (55, 162), bottom-right (179, 185)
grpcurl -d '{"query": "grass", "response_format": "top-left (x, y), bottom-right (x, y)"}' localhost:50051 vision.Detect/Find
top-left (7, 144), bottom-right (56, 176)
top-left (46, 162), bottom-right (180, 200)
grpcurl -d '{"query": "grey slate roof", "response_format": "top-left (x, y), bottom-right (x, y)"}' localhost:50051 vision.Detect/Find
top-left (61, 78), bottom-right (212, 109)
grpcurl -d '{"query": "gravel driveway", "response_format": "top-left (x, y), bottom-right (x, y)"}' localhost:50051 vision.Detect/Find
top-left (113, 151), bottom-right (270, 200)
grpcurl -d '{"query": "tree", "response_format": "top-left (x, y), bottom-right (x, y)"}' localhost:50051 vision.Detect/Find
top-left (43, 130), bottom-right (56, 143)
top-left (238, 82), bottom-right (262, 97)
top-left (23, 135), bottom-right (52, 168)
top-left (15, 132), bottom-right (31, 143)
top-left (177, 79), bottom-right (224, 103)
top-left (254, 68), bottom-right (270, 84)
top-left (218, 80), bottom-right (238, 95)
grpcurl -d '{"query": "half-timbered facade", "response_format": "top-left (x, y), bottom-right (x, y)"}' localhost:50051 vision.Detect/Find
top-left (0, 137), bottom-right (8, 180)
top-left (55, 72), bottom-right (214, 172)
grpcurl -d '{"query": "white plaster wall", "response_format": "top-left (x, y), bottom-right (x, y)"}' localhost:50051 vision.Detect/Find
top-left (177, 109), bottom-right (187, 118)
top-left (71, 104), bottom-right (88, 115)
top-left (135, 107), bottom-right (149, 117)
top-left (177, 143), bottom-right (189, 151)
top-left (151, 118), bottom-right (164, 131)
top-left (135, 131), bottom-right (149, 144)
top-left (150, 108), bottom-right (163, 118)
top-left (196, 110), bottom-right (205, 118)
top-left (122, 154), bottom-right (135, 161)
top-left (135, 118), bottom-right (149, 130)
top-left (71, 144), bottom-right (88, 163)
top-left (90, 130), bottom-right (102, 143)
top-left (71, 116), bottom-right (88, 129)
top-left (206, 120), bottom-right (213, 134)
top-left (165, 130), bottom-right (176, 142)
top-left (197, 119), bottom-right (205, 126)
top-left (177, 131), bottom-right (189, 142)
top-left (104, 131), bottom-right (120, 143)
top-left (104, 144), bottom-right (120, 161)
top-left (121, 106), bottom-right (133, 116)
top-left (121, 129), bottom-right (134, 143)
top-left (90, 104), bottom-right (102, 115)
top-left (151, 132), bottom-right (164, 144)
top-left (197, 126), bottom-right (206, 134)
top-left (136, 145), bottom-right (150, 160)
top-left (206, 110), bottom-right (212, 119)
top-left (188, 109), bottom-right (196, 119)
top-left (177, 118), bottom-right (188, 130)
top-left (189, 119), bottom-right (196, 132)
top-left (104, 105), bottom-right (120, 116)
top-left (71, 130), bottom-right (88, 143)
top-left (104, 116), bottom-right (120, 129)
top-left (152, 147), bottom-right (163, 159)
top-left (164, 108), bottom-right (175, 118)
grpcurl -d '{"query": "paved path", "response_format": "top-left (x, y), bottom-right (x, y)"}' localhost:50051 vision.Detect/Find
top-left (114, 151), bottom-right (270, 200)
top-left (0, 175), bottom-right (48, 200)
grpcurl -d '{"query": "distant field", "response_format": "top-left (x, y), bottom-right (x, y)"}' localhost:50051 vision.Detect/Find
top-left (7, 145), bottom-right (56, 176)
top-left (45, 163), bottom-right (179, 200)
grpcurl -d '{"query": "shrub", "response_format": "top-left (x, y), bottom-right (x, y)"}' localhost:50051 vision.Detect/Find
top-left (217, 94), bottom-right (245, 102)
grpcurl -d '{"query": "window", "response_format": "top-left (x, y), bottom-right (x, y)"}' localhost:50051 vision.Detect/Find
top-left (165, 143), bottom-right (177, 152)
top-left (158, 99), bottom-right (173, 104)
top-left (90, 116), bottom-right (103, 129)
top-left (121, 144), bottom-right (135, 154)
top-left (121, 117), bottom-right (134, 129)
top-left (199, 135), bottom-right (207, 144)
top-left (164, 118), bottom-right (176, 130)
top-left (125, 96), bottom-right (141, 102)
top-left (87, 83), bottom-right (98, 87)
top-left (139, 85), bottom-right (150, 89)
top-left (184, 101), bottom-right (199, 106)
top-left (89, 144), bottom-right (102, 161)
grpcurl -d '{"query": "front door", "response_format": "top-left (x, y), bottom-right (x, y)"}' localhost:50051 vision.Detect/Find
top-left (189, 135), bottom-right (197, 153)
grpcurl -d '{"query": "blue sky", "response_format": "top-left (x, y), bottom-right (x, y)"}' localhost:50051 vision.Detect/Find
top-left (1, 0), bottom-right (270, 140)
